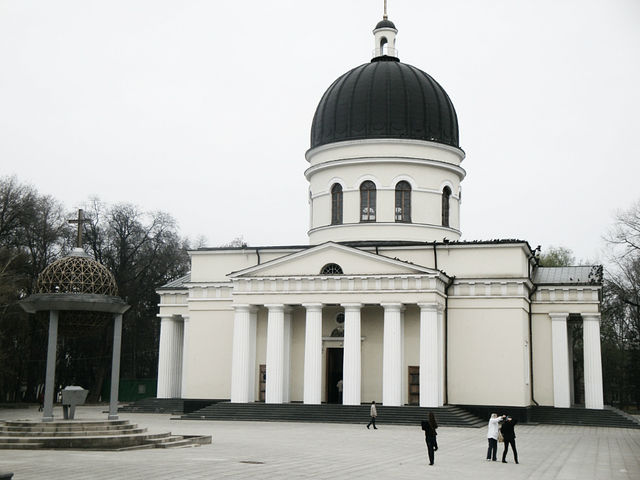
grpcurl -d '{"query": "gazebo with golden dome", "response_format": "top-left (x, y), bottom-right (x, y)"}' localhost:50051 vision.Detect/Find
top-left (20, 210), bottom-right (130, 422)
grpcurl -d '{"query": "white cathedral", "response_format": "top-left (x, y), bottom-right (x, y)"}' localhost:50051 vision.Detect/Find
top-left (155, 14), bottom-right (604, 411)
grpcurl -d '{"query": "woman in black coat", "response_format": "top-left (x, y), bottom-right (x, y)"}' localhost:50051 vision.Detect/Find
top-left (421, 412), bottom-right (438, 466)
top-left (501, 416), bottom-right (518, 464)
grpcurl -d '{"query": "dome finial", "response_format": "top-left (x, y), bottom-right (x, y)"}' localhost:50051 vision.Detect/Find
top-left (373, 3), bottom-right (398, 59)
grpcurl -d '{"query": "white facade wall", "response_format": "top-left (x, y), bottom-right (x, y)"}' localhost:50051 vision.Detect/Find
top-left (157, 241), bottom-right (602, 408)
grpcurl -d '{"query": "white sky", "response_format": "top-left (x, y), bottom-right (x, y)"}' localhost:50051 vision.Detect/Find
top-left (1, 0), bottom-right (639, 263)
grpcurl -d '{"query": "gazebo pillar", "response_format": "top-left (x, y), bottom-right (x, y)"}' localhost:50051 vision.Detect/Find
top-left (108, 313), bottom-right (123, 420)
top-left (43, 310), bottom-right (59, 422)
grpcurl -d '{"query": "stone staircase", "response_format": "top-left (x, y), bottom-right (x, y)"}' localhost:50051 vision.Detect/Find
top-left (0, 419), bottom-right (211, 450)
top-left (119, 398), bottom-right (185, 414)
top-left (527, 406), bottom-right (640, 429)
top-left (180, 402), bottom-right (486, 428)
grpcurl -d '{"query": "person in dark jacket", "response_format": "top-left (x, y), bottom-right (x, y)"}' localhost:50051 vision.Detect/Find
top-left (421, 411), bottom-right (438, 465)
top-left (501, 416), bottom-right (518, 464)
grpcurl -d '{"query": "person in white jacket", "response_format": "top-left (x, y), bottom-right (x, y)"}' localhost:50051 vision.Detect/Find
top-left (486, 413), bottom-right (504, 461)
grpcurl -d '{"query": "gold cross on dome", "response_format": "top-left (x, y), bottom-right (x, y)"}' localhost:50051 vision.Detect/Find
top-left (384, 0), bottom-right (388, 19)
top-left (68, 209), bottom-right (90, 248)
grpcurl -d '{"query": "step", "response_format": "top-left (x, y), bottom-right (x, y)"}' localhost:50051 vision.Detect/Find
top-left (0, 427), bottom-right (147, 437)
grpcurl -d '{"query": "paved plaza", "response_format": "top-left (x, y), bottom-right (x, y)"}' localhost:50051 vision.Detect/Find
top-left (1, 405), bottom-right (639, 479)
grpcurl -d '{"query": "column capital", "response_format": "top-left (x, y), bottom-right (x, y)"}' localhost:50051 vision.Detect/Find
top-left (302, 303), bottom-right (323, 311)
top-left (381, 302), bottom-right (403, 311)
top-left (341, 303), bottom-right (363, 311)
top-left (417, 302), bottom-right (439, 312)
top-left (264, 303), bottom-right (285, 311)
top-left (549, 312), bottom-right (570, 321)
top-left (234, 304), bottom-right (259, 313)
top-left (582, 313), bottom-right (601, 322)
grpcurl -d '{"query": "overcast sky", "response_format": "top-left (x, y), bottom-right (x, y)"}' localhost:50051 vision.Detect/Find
top-left (1, 0), bottom-right (639, 264)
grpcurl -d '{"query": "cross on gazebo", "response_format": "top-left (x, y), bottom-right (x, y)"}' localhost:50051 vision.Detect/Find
top-left (68, 209), bottom-right (91, 248)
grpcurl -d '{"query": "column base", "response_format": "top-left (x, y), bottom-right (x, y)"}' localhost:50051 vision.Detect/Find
top-left (108, 414), bottom-right (119, 420)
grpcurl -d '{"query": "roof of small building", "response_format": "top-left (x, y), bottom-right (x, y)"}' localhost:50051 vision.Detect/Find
top-left (157, 273), bottom-right (191, 290)
top-left (533, 266), bottom-right (602, 285)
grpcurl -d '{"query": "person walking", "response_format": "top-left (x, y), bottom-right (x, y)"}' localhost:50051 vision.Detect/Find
top-left (486, 413), bottom-right (502, 461)
top-left (501, 416), bottom-right (518, 464)
top-left (421, 411), bottom-right (439, 465)
top-left (366, 401), bottom-right (378, 429)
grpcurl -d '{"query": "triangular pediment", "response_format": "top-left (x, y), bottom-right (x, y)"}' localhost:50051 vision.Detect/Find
top-left (229, 242), bottom-right (440, 278)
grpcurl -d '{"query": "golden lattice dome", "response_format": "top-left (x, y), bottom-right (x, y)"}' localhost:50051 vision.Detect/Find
top-left (37, 248), bottom-right (118, 296)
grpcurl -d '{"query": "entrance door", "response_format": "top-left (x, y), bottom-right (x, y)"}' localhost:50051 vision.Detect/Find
top-left (408, 366), bottom-right (420, 405)
top-left (259, 364), bottom-right (266, 402)
top-left (326, 348), bottom-right (343, 404)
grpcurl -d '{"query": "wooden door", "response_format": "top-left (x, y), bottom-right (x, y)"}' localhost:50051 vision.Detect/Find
top-left (259, 364), bottom-right (266, 402)
top-left (408, 366), bottom-right (419, 405)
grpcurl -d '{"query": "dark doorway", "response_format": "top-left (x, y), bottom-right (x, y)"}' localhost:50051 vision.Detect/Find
top-left (568, 317), bottom-right (584, 406)
top-left (259, 364), bottom-right (266, 402)
top-left (408, 366), bottom-right (420, 405)
top-left (326, 348), bottom-right (343, 404)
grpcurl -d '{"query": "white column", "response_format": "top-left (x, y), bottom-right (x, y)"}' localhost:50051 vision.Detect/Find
top-left (342, 303), bottom-right (362, 405)
top-left (231, 305), bottom-right (258, 403)
top-left (303, 303), bottom-right (323, 404)
top-left (382, 303), bottom-right (403, 406)
top-left (437, 305), bottom-right (445, 406)
top-left (419, 303), bottom-right (439, 407)
top-left (43, 310), bottom-right (59, 422)
top-left (265, 304), bottom-right (285, 404)
top-left (157, 315), bottom-right (183, 399)
top-left (283, 307), bottom-right (293, 403)
top-left (550, 312), bottom-right (571, 408)
top-left (108, 313), bottom-right (123, 420)
top-left (583, 313), bottom-right (604, 409)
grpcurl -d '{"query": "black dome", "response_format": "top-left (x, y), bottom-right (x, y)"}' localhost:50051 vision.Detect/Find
top-left (310, 58), bottom-right (459, 149)
top-left (375, 19), bottom-right (396, 29)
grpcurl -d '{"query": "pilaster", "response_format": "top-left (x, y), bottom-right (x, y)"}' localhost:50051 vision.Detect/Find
top-left (231, 305), bottom-right (258, 403)
top-left (550, 312), bottom-right (571, 408)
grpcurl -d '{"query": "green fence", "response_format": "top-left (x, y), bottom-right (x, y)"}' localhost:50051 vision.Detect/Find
top-left (101, 378), bottom-right (157, 402)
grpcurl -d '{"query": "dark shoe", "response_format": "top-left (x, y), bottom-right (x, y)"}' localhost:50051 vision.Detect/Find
top-left (502, 460), bottom-right (507, 463)
top-left (374, 427), bottom-right (378, 429)
top-left (515, 461), bottom-right (519, 464)
top-left (366, 425), bottom-right (370, 429)
top-left (429, 463), bottom-right (434, 466)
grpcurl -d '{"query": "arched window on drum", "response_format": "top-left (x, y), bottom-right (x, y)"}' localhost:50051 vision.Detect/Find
top-left (360, 181), bottom-right (376, 222)
top-left (442, 186), bottom-right (452, 227)
top-left (331, 183), bottom-right (343, 225)
top-left (395, 181), bottom-right (411, 222)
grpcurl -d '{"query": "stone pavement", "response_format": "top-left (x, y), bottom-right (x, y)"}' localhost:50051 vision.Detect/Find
top-left (1, 405), bottom-right (639, 479)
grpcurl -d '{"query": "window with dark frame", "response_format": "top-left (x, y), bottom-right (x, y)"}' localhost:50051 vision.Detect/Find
top-left (360, 181), bottom-right (376, 222)
top-left (320, 263), bottom-right (343, 275)
top-left (395, 181), bottom-right (411, 222)
top-left (331, 183), bottom-right (343, 225)
top-left (442, 186), bottom-right (451, 227)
